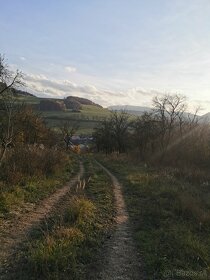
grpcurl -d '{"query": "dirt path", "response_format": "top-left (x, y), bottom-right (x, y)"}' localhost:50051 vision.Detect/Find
top-left (95, 161), bottom-right (145, 280)
top-left (0, 162), bottom-right (84, 273)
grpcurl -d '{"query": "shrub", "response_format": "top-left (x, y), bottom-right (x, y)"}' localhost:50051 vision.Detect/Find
top-left (0, 147), bottom-right (68, 184)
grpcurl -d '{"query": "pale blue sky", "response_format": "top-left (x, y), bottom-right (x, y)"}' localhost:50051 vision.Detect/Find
top-left (1, 0), bottom-right (210, 111)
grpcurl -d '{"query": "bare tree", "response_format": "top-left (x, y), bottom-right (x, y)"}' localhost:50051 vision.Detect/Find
top-left (133, 112), bottom-right (160, 160)
top-left (0, 55), bottom-right (24, 166)
top-left (111, 111), bottom-right (130, 153)
top-left (60, 121), bottom-right (79, 150)
top-left (152, 94), bottom-right (187, 157)
top-left (93, 118), bottom-right (114, 154)
top-left (0, 92), bottom-right (18, 165)
top-left (0, 54), bottom-right (23, 95)
top-left (94, 111), bottom-right (130, 154)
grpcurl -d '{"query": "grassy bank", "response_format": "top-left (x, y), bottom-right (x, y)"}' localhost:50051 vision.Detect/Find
top-left (98, 154), bottom-right (210, 280)
top-left (9, 158), bottom-right (115, 280)
top-left (0, 153), bottom-right (79, 220)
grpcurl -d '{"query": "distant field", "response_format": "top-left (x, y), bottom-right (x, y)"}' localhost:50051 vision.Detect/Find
top-left (17, 95), bottom-right (111, 135)
top-left (42, 105), bottom-right (110, 134)
top-left (15, 95), bottom-right (137, 135)
top-left (42, 105), bottom-right (110, 120)
top-left (15, 95), bottom-right (40, 105)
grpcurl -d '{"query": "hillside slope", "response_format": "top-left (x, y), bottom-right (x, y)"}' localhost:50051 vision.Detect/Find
top-left (7, 89), bottom-right (109, 134)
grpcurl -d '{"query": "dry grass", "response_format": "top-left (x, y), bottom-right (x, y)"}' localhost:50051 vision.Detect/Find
top-left (99, 155), bottom-right (210, 279)
top-left (7, 158), bottom-right (115, 280)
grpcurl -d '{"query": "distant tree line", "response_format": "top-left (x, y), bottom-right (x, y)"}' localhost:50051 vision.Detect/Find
top-left (94, 94), bottom-right (207, 168)
top-left (40, 99), bottom-right (66, 111)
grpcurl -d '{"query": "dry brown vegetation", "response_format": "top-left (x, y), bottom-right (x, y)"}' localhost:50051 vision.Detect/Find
top-left (94, 94), bottom-right (210, 279)
top-left (95, 94), bottom-right (210, 179)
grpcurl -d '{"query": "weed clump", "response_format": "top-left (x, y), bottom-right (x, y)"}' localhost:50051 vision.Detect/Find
top-left (65, 197), bottom-right (96, 230)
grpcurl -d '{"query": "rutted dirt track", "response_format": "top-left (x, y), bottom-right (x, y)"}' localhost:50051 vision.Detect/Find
top-left (0, 162), bottom-right (84, 274)
top-left (96, 161), bottom-right (146, 280)
top-left (0, 160), bottom-right (145, 279)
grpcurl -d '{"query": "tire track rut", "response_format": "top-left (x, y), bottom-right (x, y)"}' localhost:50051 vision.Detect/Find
top-left (0, 162), bottom-right (84, 274)
top-left (95, 161), bottom-right (145, 280)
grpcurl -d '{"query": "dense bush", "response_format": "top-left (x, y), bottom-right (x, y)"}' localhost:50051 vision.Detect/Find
top-left (0, 147), bottom-right (68, 185)
top-left (64, 97), bottom-right (82, 111)
top-left (39, 99), bottom-right (66, 111)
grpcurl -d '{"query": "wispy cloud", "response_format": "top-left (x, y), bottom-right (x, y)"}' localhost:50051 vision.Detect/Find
top-left (65, 66), bottom-right (77, 73)
top-left (24, 73), bottom-right (164, 107)
top-left (25, 73), bottom-right (122, 105)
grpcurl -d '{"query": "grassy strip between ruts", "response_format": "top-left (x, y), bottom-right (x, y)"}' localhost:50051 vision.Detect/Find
top-left (8, 157), bottom-right (115, 280)
top-left (0, 153), bottom-right (79, 220)
top-left (98, 154), bottom-right (210, 280)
